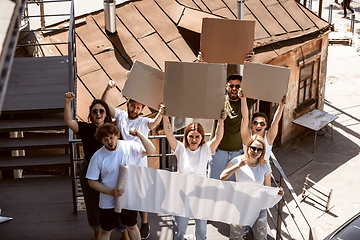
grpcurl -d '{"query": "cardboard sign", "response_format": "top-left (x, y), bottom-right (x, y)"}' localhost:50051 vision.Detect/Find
top-left (122, 60), bottom-right (164, 110)
top-left (242, 62), bottom-right (290, 103)
top-left (200, 18), bottom-right (255, 65)
top-left (164, 61), bottom-right (226, 119)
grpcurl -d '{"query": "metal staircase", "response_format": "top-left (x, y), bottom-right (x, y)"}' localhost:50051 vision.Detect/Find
top-left (0, 0), bottom-right (77, 211)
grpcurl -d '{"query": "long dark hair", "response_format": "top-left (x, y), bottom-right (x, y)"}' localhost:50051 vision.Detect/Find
top-left (88, 99), bottom-right (112, 124)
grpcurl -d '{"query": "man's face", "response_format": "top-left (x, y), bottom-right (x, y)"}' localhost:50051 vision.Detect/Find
top-left (226, 79), bottom-right (242, 101)
top-left (127, 101), bottom-right (144, 120)
top-left (101, 134), bottom-right (119, 151)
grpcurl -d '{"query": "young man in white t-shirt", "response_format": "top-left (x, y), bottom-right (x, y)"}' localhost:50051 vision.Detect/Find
top-left (86, 123), bottom-right (156, 240)
top-left (101, 80), bottom-right (164, 239)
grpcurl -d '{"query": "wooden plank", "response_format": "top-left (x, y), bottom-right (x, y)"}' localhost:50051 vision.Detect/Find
top-left (75, 16), bottom-right (113, 55)
top-left (178, 8), bottom-right (221, 34)
top-left (138, 33), bottom-right (179, 71)
top-left (267, 4), bottom-right (302, 33)
top-left (201, 0), bottom-right (227, 12)
top-left (75, 78), bottom-right (96, 122)
top-left (0, 154), bottom-right (70, 170)
top-left (280, 0), bottom-right (315, 30)
top-left (116, 3), bottom-right (155, 39)
top-left (167, 37), bottom-right (196, 62)
top-left (79, 69), bottom-right (110, 99)
top-left (244, 13), bottom-right (271, 41)
top-left (154, 0), bottom-right (185, 24)
top-left (134, 0), bottom-right (182, 43)
top-left (0, 133), bottom-right (68, 151)
top-left (245, 0), bottom-right (286, 36)
top-left (213, 7), bottom-right (237, 19)
top-left (176, 0), bottom-right (199, 9)
top-left (192, 0), bottom-right (211, 12)
top-left (92, 12), bottom-right (145, 60)
top-left (301, 5), bottom-right (329, 30)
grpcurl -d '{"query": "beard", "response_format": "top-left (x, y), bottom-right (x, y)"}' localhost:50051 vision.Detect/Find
top-left (128, 110), bottom-right (139, 120)
top-left (228, 90), bottom-right (239, 100)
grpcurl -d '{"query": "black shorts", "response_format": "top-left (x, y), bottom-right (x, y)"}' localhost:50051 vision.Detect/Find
top-left (99, 208), bottom-right (138, 231)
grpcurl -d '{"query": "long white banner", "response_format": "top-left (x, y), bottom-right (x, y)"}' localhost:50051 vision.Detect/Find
top-left (121, 165), bottom-right (282, 226)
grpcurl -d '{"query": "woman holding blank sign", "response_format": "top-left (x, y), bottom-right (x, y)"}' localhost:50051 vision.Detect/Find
top-left (240, 90), bottom-right (287, 162)
top-left (162, 106), bottom-right (226, 240)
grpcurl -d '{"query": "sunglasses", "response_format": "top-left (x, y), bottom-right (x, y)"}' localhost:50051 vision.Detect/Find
top-left (92, 109), bottom-right (105, 115)
top-left (227, 84), bottom-right (241, 89)
top-left (250, 146), bottom-right (263, 152)
top-left (252, 121), bottom-right (266, 126)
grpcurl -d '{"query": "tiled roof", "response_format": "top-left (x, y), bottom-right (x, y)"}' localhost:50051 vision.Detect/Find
top-left (39, 0), bottom-right (331, 121)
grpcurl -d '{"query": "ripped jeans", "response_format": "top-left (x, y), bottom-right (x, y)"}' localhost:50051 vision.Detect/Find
top-left (229, 209), bottom-right (267, 240)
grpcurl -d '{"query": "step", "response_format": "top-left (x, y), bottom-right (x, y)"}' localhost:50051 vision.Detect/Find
top-left (0, 153), bottom-right (71, 170)
top-left (0, 115), bottom-right (67, 132)
top-left (0, 133), bottom-right (69, 151)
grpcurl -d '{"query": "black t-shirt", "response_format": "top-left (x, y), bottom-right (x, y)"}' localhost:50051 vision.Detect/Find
top-left (77, 122), bottom-right (103, 163)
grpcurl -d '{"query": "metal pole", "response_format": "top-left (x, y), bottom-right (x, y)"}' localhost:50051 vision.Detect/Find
top-left (237, 0), bottom-right (244, 75)
top-left (318, 0), bottom-right (323, 17)
top-left (328, 4), bottom-right (333, 23)
top-left (276, 176), bottom-right (285, 240)
top-left (351, 13), bottom-right (355, 35)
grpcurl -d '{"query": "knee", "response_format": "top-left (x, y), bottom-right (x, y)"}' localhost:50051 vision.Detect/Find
top-left (125, 225), bottom-right (137, 231)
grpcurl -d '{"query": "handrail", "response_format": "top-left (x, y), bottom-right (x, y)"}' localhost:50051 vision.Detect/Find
top-left (271, 152), bottom-right (318, 240)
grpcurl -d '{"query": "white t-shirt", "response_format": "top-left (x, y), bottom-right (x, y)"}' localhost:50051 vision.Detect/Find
top-left (230, 157), bottom-right (272, 184)
top-left (86, 140), bottom-right (144, 209)
top-left (173, 141), bottom-right (212, 178)
top-left (114, 108), bottom-right (150, 167)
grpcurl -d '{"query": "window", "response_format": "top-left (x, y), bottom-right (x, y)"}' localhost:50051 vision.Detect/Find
top-left (297, 59), bottom-right (320, 106)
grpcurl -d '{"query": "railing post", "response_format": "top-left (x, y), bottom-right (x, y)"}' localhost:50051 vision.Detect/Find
top-left (161, 137), bottom-right (166, 169)
top-left (328, 4), bottom-right (333, 23)
top-left (351, 13), bottom-right (355, 35)
top-left (276, 176), bottom-right (285, 240)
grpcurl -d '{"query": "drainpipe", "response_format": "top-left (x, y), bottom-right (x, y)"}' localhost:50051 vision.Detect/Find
top-left (328, 4), bottom-right (333, 23)
top-left (104, 0), bottom-right (117, 33)
top-left (237, 0), bottom-right (244, 75)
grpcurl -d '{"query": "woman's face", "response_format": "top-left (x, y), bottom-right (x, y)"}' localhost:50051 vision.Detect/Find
top-left (248, 140), bottom-right (264, 160)
top-left (251, 116), bottom-right (267, 135)
top-left (187, 130), bottom-right (202, 151)
top-left (91, 103), bottom-right (107, 126)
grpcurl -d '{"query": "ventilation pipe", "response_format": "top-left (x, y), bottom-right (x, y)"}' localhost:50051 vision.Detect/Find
top-left (104, 0), bottom-right (116, 33)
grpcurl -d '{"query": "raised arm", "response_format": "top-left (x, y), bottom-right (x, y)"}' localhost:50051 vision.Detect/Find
top-left (209, 109), bottom-right (226, 153)
top-left (240, 91), bottom-right (251, 145)
top-left (101, 80), bottom-right (116, 118)
top-left (148, 104), bottom-right (165, 130)
top-left (129, 128), bottom-right (156, 157)
top-left (220, 155), bottom-right (247, 181)
top-left (266, 95), bottom-right (287, 146)
top-left (162, 115), bottom-right (178, 152)
top-left (64, 92), bottom-right (79, 133)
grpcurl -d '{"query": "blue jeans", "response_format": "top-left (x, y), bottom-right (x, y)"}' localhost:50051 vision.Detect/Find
top-left (173, 215), bottom-right (207, 240)
top-left (208, 149), bottom-right (244, 181)
top-left (229, 209), bottom-right (267, 240)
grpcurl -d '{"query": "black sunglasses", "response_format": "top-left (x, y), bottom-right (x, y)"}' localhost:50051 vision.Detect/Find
top-left (92, 109), bottom-right (105, 115)
top-left (250, 146), bottom-right (263, 152)
top-left (227, 84), bottom-right (241, 89)
top-left (252, 121), bottom-right (266, 126)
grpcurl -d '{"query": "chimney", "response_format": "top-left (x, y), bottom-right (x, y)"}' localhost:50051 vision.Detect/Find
top-left (104, 0), bottom-right (116, 33)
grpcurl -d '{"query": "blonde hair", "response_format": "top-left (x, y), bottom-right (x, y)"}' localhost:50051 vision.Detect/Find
top-left (244, 135), bottom-right (266, 166)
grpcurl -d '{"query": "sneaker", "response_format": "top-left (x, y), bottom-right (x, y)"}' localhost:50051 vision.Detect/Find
top-left (140, 223), bottom-right (150, 240)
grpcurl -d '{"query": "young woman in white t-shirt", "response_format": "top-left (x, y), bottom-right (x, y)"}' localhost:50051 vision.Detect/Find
top-left (162, 108), bottom-right (226, 240)
top-left (220, 135), bottom-right (284, 240)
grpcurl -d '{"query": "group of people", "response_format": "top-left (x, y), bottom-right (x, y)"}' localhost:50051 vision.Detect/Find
top-left (64, 57), bottom-right (286, 240)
